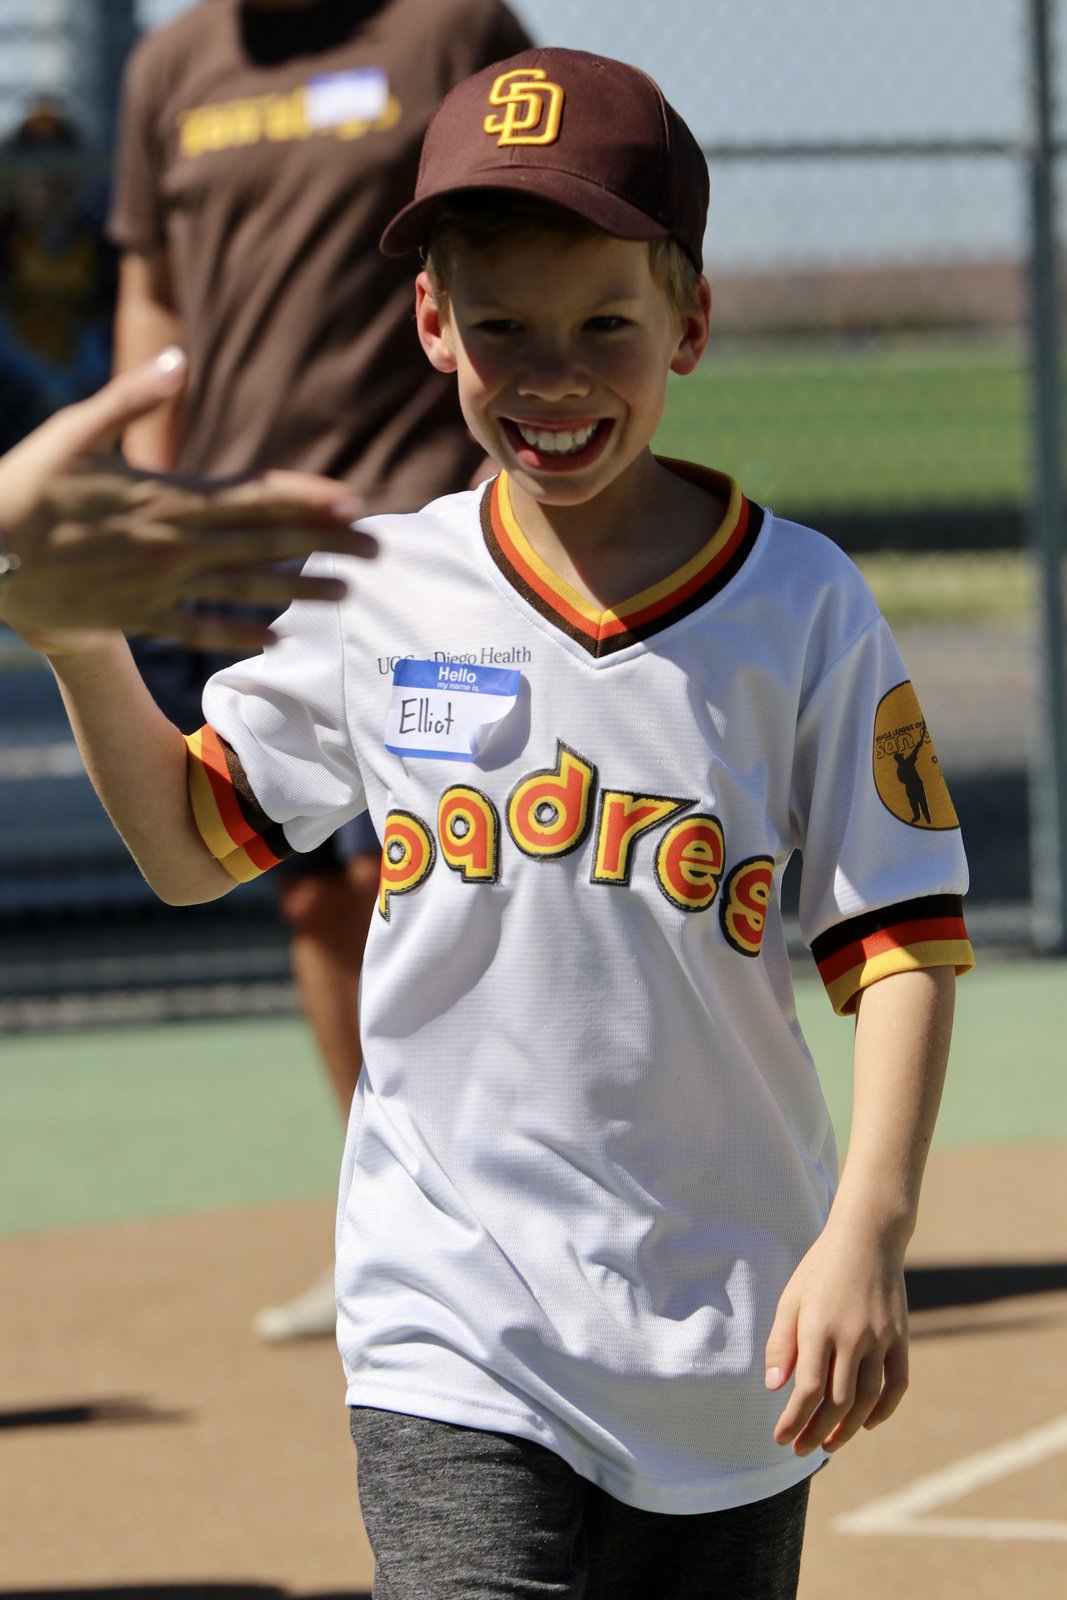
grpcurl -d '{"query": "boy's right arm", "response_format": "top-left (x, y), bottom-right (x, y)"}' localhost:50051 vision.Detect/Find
top-left (46, 633), bottom-right (235, 906)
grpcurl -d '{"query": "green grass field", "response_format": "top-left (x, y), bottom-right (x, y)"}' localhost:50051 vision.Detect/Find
top-left (653, 334), bottom-right (1029, 514)
top-left (853, 547), bottom-right (1033, 623)
top-left (650, 332), bottom-right (1038, 625)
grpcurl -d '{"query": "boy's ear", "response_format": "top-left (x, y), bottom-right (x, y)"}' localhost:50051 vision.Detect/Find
top-left (415, 271), bottom-right (457, 373)
top-left (670, 275), bottom-right (712, 377)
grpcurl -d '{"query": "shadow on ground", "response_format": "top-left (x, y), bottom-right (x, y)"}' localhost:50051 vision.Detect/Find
top-left (906, 1261), bottom-right (1067, 1311)
top-left (0, 1590), bottom-right (370, 1600)
top-left (0, 1399), bottom-right (188, 1431)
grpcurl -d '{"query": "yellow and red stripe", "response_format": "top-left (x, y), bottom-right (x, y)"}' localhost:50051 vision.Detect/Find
top-left (185, 724), bottom-right (292, 882)
top-left (812, 894), bottom-right (974, 1016)
top-left (482, 465), bottom-right (761, 657)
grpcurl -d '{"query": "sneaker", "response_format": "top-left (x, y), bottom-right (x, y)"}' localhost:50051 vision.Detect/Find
top-left (253, 1266), bottom-right (337, 1343)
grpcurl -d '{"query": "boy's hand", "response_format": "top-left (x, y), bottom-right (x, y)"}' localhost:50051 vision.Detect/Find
top-left (764, 1214), bottom-right (910, 1457)
top-left (0, 351), bottom-right (375, 651)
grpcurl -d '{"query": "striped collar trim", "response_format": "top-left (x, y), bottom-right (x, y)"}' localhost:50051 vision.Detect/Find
top-left (480, 462), bottom-right (762, 658)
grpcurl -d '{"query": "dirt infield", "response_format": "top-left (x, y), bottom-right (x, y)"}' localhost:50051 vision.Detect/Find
top-left (1, 1142), bottom-right (1064, 1599)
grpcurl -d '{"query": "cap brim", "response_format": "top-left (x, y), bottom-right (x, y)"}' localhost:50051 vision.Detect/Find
top-left (380, 168), bottom-right (672, 257)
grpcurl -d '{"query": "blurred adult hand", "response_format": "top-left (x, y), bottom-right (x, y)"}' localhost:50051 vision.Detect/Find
top-left (0, 349), bottom-right (375, 652)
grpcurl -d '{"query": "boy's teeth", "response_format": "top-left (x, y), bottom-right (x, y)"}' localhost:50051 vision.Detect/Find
top-left (516, 422), bottom-right (597, 454)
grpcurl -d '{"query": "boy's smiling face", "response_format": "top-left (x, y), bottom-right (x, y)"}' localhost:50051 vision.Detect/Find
top-left (415, 229), bottom-right (710, 518)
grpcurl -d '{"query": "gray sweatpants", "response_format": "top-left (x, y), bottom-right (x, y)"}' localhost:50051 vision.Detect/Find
top-left (351, 1406), bottom-right (811, 1600)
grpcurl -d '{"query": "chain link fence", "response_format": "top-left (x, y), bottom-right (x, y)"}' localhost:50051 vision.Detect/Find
top-left (0, 0), bottom-right (1064, 1015)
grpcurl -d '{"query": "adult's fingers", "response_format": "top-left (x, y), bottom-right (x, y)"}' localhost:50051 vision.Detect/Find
top-left (166, 494), bottom-right (368, 540)
top-left (39, 351), bottom-right (189, 465)
top-left (40, 475), bottom-right (372, 553)
top-left (134, 607), bottom-right (278, 653)
top-left (214, 469), bottom-right (361, 515)
top-left (178, 569), bottom-right (350, 608)
top-left (171, 520), bottom-right (378, 565)
top-left (138, 553), bottom-right (359, 645)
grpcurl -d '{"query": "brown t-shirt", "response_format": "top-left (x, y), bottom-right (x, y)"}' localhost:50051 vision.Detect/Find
top-left (108, 0), bottom-right (531, 510)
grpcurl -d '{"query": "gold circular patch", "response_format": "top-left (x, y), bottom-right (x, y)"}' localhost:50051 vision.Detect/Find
top-left (873, 682), bottom-right (959, 830)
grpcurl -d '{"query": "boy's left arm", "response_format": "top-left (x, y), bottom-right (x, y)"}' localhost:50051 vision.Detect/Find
top-left (765, 963), bottom-right (956, 1457)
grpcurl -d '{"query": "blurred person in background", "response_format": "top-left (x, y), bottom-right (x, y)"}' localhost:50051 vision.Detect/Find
top-left (0, 101), bottom-right (116, 453)
top-left (108, 0), bottom-right (532, 1340)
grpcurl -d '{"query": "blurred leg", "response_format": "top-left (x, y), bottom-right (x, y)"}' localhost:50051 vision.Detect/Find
top-left (278, 863), bottom-right (370, 1117)
top-left (255, 828), bottom-right (379, 1341)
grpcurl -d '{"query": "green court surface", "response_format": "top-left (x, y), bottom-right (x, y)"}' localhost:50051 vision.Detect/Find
top-left (2, 957), bottom-right (1063, 1237)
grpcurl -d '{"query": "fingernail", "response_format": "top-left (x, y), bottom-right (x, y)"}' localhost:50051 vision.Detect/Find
top-left (765, 1367), bottom-right (781, 1390)
top-left (154, 347), bottom-right (188, 386)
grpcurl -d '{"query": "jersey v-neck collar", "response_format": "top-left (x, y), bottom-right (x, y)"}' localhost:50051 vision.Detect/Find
top-left (479, 461), bottom-right (764, 659)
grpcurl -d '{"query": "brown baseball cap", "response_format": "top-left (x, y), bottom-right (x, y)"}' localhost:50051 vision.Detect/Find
top-left (380, 48), bottom-right (709, 270)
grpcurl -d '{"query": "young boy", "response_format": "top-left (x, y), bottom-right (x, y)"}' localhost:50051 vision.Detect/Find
top-left (30, 48), bottom-right (973, 1600)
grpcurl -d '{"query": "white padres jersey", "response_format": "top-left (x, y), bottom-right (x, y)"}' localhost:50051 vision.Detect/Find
top-left (195, 465), bottom-right (973, 1515)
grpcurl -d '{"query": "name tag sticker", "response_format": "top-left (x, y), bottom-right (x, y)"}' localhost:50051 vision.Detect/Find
top-left (307, 68), bottom-right (389, 129)
top-left (386, 660), bottom-right (521, 762)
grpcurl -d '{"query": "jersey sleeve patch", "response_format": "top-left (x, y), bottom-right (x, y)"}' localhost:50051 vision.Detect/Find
top-left (873, 682), bottom-right (959, 830)
top-left (811, 893), bottom-right (975, 1016)
top-left (185, 723), bottom-right (294, 882)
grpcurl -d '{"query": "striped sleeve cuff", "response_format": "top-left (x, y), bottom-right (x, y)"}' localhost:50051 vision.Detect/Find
top-left (185, 724), bottom-right (294, 882)
top-left (811, 894), bottom-right (975, 1016)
